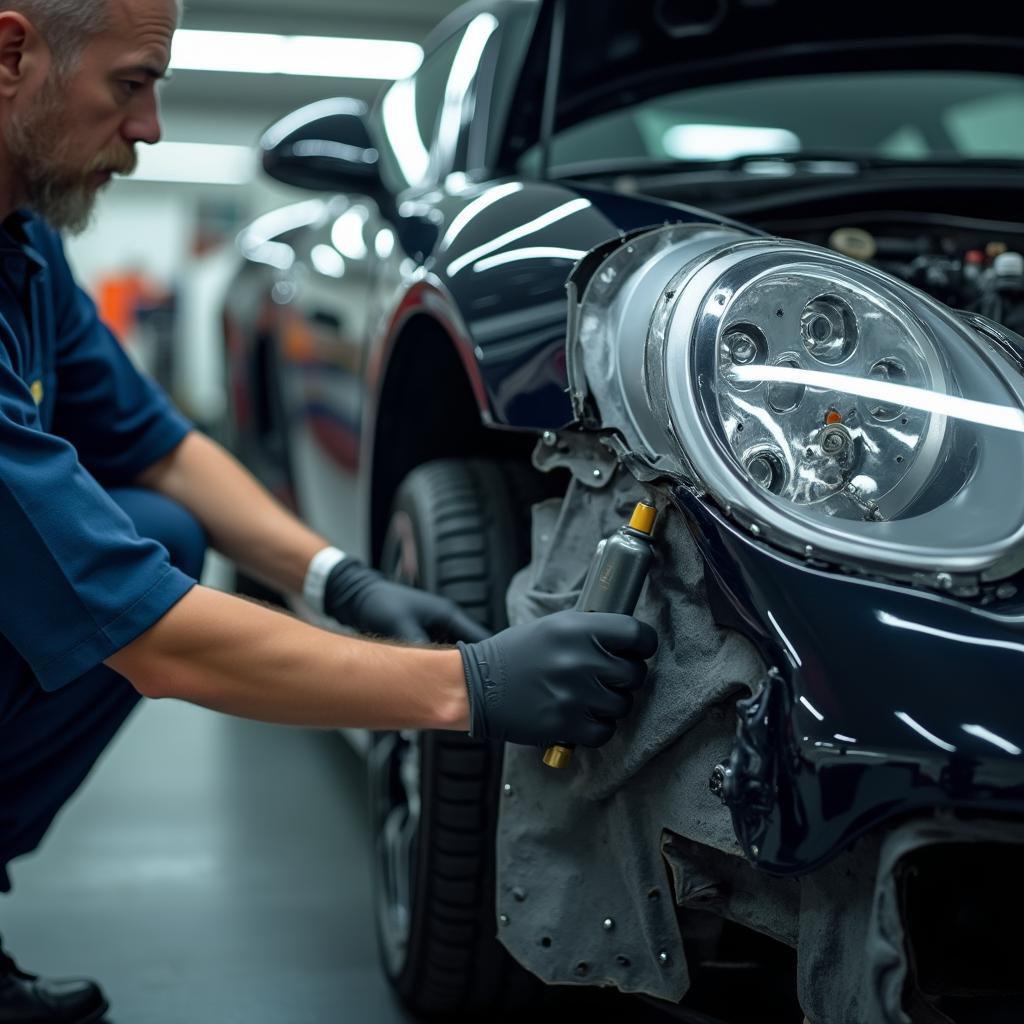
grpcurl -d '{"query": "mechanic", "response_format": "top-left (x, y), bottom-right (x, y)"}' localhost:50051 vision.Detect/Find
top-left (0, 1), bottom-right (659, 1021)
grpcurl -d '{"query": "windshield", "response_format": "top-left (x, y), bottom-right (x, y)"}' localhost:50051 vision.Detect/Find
top-left (523, 71), bottom-right (1024, 173)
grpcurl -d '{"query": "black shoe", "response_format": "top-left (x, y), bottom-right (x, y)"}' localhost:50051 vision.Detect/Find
top-left (0, 948), bottom-right (107, 1024)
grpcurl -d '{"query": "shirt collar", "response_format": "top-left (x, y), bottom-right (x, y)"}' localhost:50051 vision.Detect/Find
top-left (0, 210), bottom-right (47, 276)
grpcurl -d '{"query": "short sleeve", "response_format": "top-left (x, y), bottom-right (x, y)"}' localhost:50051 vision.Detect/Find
top-left (0, 347), bottom-right (194, 690)
top-left (32, 224), bottom-right (193, 484)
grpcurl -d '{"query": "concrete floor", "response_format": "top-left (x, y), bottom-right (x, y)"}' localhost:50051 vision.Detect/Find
top-left (0, 697), bottom-right (414, 1024)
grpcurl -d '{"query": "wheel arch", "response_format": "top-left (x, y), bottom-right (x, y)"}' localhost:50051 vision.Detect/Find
top-left (368, 311), bottom-right (535, 566)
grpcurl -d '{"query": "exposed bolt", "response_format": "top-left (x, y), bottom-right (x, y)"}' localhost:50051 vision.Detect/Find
top-left (512, 887), bottom-right (527, 903)
top-left (708, 763), bottom-right (729, 800)
top-left (574, 962), bottom-right (590, 978)
top-left (936, 572), bottom-right (954, 591)
top-left (804, 544), bottom-right (814, 558)
top-left (997, 583), bottom-right (1018, 600)
top-left (658, 951), bottom-right (670, 967)
top-left (499, 914), bottom-right (509, 926)
top-left (503, 783), bottom-right (514, 797)
top-left (750, 845), bottom-right (760, 858)
top-left (592, 468), bottom-right (603, 479)
top-left (542, 430), bottom-right (557, 447)
top-left (603, 918), bottom-right (615, 931)
top-left (750, 523), bottom-right (761, 537)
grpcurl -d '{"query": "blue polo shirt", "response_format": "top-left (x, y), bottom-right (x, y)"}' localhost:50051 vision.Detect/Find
top-left (0, 211), bottom-right (196, 693)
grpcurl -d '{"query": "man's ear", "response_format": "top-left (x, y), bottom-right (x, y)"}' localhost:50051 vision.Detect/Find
top-left (0, 13), bottom-right (47, 100)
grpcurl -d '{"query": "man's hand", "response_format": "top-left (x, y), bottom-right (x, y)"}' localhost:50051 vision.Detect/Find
top-left (324, 559), bottom-right (489, 644)
top-left (458, 610), bottom-right (659, 748)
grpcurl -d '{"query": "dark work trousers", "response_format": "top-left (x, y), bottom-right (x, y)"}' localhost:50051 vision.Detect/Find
top-left (0, 487), bottom-right (207, 893)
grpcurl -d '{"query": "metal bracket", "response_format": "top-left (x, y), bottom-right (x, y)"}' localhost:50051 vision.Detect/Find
top-left (533, 428), bottom-right (619, 489)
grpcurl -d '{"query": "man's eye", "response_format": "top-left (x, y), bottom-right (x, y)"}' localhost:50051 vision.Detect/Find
top-left (120, 80), bottom-right (144, 96)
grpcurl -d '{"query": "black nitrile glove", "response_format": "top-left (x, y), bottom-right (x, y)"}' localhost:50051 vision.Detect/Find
top-left (457, 610), bottom-right (658, 748)
top-left (324, 559), bottom-right (490, 644)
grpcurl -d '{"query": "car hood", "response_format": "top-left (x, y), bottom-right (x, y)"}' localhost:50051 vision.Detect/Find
top-left (527, 0), bottom-right (1024, 135)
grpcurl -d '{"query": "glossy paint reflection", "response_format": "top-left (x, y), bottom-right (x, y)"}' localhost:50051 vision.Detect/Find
top-left (680, 486), bottom-right (1024, 873)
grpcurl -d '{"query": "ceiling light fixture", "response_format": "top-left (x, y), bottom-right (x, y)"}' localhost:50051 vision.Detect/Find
top-left (171, 29), bottom-right (423, 80)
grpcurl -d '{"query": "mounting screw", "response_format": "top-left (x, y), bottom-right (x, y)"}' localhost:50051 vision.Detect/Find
top-left (658, 951), bottom-right (670, 967)
top-left (804, 544), bottom-right (814, 558)
top-left (708, 763), bottom-right (729, 801)
top-left (592, 468), bottom-right (603, 479)
top-left (512, 887), bottom-right (527, 903)
top-left (574, 962), bottom-right (590, 978)
top-left (750, 523), bottom-right (761, 537)
top-left (503, 784), bottom-right (514, 797)
top-left (542, 430), bottom-right (557, 447)
top-left (750, 845), bottom-right (760, 858)
top-left (499, 914), bottom-right (510, 926)
top-left (936, 572), bottom-right (954, 591)
top-left (997, 583), bottom-right (1018, 600)
top-left (603, 918), bottom-right (615, 932)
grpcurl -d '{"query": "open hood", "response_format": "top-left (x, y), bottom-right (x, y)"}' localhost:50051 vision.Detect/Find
top-left (504, 0), bottom-right (1024, 158)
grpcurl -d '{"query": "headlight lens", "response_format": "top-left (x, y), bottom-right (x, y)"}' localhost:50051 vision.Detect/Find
top-left (713, 267), bottom-right (947, 522)
top-left (570, 226), bottom-right (1024, 591)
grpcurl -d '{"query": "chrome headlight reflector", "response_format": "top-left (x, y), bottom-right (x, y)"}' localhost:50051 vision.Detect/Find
top-left (571, 226), bottom-right (1024, 591)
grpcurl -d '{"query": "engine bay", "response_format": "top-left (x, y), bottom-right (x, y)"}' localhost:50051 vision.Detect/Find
top-left (759, 210), bottom-right (1024, 335)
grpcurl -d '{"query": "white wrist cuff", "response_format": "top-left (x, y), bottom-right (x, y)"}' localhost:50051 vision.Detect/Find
top-left (303, 546), bottom-right (347, 615)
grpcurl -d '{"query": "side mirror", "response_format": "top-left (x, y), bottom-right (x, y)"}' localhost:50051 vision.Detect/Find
top-left (260, 98), bottom-right (385, 195)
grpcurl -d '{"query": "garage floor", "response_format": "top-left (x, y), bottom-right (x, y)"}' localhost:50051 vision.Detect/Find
top-left (0, 697), bottom-right (414, 1024)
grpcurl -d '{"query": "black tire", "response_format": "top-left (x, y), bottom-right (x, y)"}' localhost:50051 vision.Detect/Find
top-left (370, 458), bottom-right (544, 1017)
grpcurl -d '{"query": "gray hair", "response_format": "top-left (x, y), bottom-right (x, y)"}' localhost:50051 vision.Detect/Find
top-left (12, 0), bottom-right (114, 74)
top-left (13, 0), bottom-right (184, 75)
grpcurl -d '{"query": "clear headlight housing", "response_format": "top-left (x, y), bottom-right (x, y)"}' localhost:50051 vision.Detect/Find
top-left (569, 225), bottom-right (1024, 592)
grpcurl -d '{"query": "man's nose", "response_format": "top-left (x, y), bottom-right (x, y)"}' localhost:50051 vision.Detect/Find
top-left (122, 96), bottom-right (163, 146)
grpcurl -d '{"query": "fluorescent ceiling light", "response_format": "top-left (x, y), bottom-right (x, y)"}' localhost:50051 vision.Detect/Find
top-left (127, 141), bottom-right (254, 185)
top-left (171, 29), bottom-right (423, 80)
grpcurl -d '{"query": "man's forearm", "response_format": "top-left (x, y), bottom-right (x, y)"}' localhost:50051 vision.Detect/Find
top-left (105, 586), bottom-right (470, 731)
top-left (137, 431), bottom-right (326, 594)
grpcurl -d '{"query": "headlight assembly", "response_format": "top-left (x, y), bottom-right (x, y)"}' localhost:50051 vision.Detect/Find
top-left (569, 225), bottom-right (1024, 592)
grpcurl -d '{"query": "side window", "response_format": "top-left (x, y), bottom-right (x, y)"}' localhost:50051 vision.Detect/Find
top-left (373, 28), bottom-right (469, 192)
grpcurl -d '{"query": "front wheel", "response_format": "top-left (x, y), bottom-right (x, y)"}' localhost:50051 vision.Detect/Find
top-left (369, 458), bottom-right (543, 1016)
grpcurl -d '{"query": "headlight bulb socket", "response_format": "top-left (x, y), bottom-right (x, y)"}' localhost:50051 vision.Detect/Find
top-left (801, 294), bottom-right (858, 364)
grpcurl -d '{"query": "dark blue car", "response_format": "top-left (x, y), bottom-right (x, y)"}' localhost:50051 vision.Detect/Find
top-left (223, 2), bottom-right (1024, 1020)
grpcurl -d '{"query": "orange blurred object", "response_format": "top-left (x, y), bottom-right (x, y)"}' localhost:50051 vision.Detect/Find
top-left (825, 409), bottom-right (843, 425)
top-left (97, 270), bottom-right (162, 344)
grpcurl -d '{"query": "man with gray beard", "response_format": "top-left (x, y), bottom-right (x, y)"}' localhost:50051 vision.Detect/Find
top-left (0, 1), bottom-right (658, 1020)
